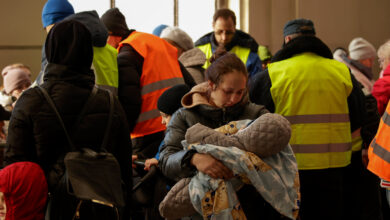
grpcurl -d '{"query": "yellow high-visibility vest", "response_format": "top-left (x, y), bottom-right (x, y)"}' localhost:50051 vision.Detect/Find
top-left (197, 43), bottom-right (250, 70)
top-left (93, 44), bottom-right (119, 95)
top-left (268, 52), bottom-right (353, 170)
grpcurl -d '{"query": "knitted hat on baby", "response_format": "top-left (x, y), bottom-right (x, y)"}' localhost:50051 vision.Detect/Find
top-left (348, 37), bottom-right (376, 60)
top-left (41, 0), bottom-right (74, 28)
top-left (4, 68), bottom-right (31, 95)
top-left (157, 84), bottom-right (191, 115)
top-left (161, 27), bottom-right (194, 51)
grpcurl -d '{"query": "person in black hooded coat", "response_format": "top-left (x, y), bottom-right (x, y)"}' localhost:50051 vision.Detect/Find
top-left (4, 20), bottom-right (132, 219)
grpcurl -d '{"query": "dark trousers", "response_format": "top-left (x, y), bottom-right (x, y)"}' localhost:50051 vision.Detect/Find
top-left (298, 167), bottom-right (345, 220)
top-left (343, 150), bottom-right (383, 220)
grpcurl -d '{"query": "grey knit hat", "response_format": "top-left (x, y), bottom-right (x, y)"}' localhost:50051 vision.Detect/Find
top-left (160, 27), bottom-right (194, 51)
top-left (348, 37), bottom-right (376, 60)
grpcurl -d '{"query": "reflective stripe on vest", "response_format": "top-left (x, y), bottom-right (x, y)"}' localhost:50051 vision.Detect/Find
top-left (368, 104), bottom-right (390, 181)
top-left (118, 31), bottom-right (184, 138)
top-left (268, 52), bottom-right (353, 170)
top-left (93, 44), bottom-right (119, 96)
top-left (197, 43), bottom-right (250, 70)
top-left (351, 128), bottom-right (363, 152)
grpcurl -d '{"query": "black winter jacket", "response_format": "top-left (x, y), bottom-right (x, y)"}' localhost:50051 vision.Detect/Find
top-left (249, 36), bottom-right (366, 132)
top-left (5, 64), bottom-right (133, 194)
top-left (117, 37), bottom-right (196, 132)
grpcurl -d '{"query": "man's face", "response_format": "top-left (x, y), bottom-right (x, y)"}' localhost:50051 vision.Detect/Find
top-left (213, 17), bottom-right (236, 46)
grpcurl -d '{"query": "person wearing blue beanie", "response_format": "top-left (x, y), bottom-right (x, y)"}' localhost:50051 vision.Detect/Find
top-left (152, 24), bottom-right (168, 37)
top-left (41, 0), bottom-right (74, 29)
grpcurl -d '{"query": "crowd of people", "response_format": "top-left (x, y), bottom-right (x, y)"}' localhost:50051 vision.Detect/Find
top-left (1, 0), bottom-right (390, 219)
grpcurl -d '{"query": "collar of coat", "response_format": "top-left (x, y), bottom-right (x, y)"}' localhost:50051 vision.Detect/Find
top-left (194, 30), bottom-right (259, 53)
top-left (271, 36), bottom-right (333, 63)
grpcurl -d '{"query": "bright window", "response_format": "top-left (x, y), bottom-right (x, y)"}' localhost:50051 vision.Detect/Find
top-left (178, 0), bottom-right (215, 42)
top-left (116, 0), bottom-right (174, 34)
top-left (68, 0), bottom-right (110, 17)
top-left (64, 1), bottom-right (243, 44)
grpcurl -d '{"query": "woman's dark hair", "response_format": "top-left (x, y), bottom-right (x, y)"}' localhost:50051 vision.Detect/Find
top-left (205, 47), bottom-right (248, 85)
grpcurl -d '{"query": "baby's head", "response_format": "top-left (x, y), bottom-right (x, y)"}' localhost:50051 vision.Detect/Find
top-left (157, 84), bottom-right (190, 126)
top-left (234, 113), bottom-right (291, 157)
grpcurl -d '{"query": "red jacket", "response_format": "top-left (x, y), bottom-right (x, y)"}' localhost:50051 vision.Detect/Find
top-left (373, 64), bottom-right (390, 116)
top-left (0, 162), bottom-right (48, 220)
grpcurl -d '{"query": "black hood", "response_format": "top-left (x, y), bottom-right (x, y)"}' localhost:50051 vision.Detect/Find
top-left (64, 10), bottom-right (108, 47)
top-left (272, 36), bottom-right (333, 63)
top-left (45, 19), bottom-right (93, 73)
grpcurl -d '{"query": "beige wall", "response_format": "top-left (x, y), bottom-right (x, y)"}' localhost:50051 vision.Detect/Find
top-left (0, 0), bottom-right (46, 84)
top-left (246, 0), bottom-right (390, 78)
top-left (1, 0), bottom-right (390, 84)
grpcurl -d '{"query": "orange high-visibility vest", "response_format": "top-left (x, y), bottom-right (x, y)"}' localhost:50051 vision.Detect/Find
top-left (118, 31), bottom-right (184, 138)
top-left (368, 101), bottom-right (390, 181)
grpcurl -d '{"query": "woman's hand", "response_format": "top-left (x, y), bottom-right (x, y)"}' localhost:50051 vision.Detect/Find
top-left (190, 153), bottom-right (234, 180)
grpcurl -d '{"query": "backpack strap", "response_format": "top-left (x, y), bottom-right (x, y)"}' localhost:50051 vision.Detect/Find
top-left (101, 90), bottom-right (114, 151)
top-left (38, 86), bottom-right (98, 151)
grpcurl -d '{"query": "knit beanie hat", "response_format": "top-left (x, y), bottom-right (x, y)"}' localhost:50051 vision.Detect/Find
top-left (157, 84), bottom-right (191, 115)
top-left (41, 0), bottom-right (74, 28)
top-left (100, 8), bottom-right (129, 36)
top-left (161, 27), bottom-right (194, 51)
top-left (348, 37), bottom-right (376, 60)
top-left (152, 24), bottom-right (168, 36)
top-left (283, 18), bottom-right (316, 37)
top-left (3, 68), bottom-right (32, 95)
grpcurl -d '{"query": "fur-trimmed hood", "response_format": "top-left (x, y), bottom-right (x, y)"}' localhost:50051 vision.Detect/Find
top-left (272, 36), bottom-right (333, 63)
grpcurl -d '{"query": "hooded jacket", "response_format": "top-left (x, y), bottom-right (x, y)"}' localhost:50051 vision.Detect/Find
top-left (5, 20), bottom-right (132, 219)
top-left (0, 162), bottom-right (48, 220)
top-left (159, 82), bottom-right (269, 180)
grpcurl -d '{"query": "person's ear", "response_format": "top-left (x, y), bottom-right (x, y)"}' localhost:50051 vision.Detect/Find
top-left (208, 80), bottom-right (216, 90)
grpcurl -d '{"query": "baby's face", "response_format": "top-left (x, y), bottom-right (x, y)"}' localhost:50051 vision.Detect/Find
top-left (0, 191), bottom-right (6, 220)
top-left (160, 112), bottom-right (172, 126)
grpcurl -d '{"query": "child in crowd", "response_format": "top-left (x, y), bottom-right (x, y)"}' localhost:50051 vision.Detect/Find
top-left (0, 162), bottom-right (48, 220)
top-left (142, 84), bottom-right (191, 170)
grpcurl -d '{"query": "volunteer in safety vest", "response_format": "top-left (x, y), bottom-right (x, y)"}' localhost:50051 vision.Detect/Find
top-left (101, 8), bottom-right (195, 159)
top-left (249, 19), bottom-right (366, 220)
top-left (194, 8), bottom-right (263, 78)
top-left (368, 101), bottom-right (390, 182)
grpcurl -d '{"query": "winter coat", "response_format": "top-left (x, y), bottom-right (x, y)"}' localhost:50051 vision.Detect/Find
top-left (4, 20), bottom-right (132, 220)
top-left (159, 117), bottom-right (299, 220)
top-left (179, 47), bottom-right (206, 84)
top-left (159, 82), bottom-right (269, 180)
top-left (158, 82), bottom-right (295, 219)
top-left (372, 64), bottom-right (390, 116)
top-left (0, 162), bottom-right (48, 220)
top-left (195, 30), bottom-right (262, 78)
top-left (249, 36), bottom-right (366, 133)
